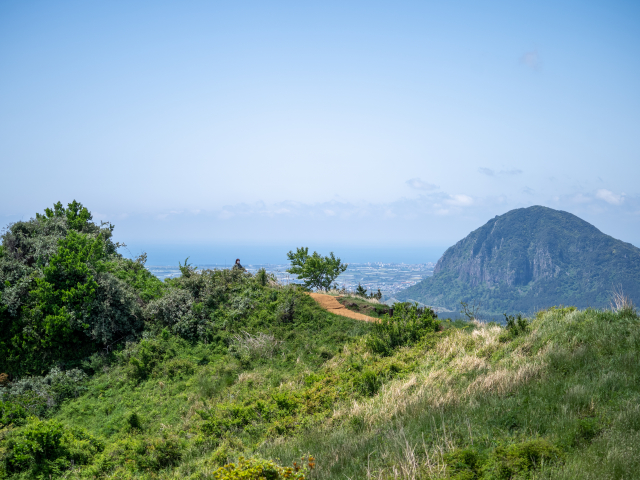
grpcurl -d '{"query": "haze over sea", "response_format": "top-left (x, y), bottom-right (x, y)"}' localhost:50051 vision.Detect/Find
top-left (134, 244), bottom-right (447, 267)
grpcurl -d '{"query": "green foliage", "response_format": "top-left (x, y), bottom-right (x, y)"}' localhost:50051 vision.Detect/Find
top-left (38, 200), bottom-right (94, 233)
top-left (0, 201), bottom-right (143, 375)
top-left (367, 302), bottom-right (440, 355)
top-left (212, 456), bottom-right (308, 480)
top-left (276, 291), bottom-right (296, 323)
top-left (26, 230), bottom-right (105, 344)
top-left (483, 438), bottom-right (563, 479)
top-left (286, 247), bottom-right (347, 291)
top-left (443, 448), bottom-right (484, 479)
top-left (355, 283), bottom-right (367, 297)
top-left (499, 313), bottom-right (529, 341)
top-left (83, 432), bottom-right (182, 476)
top-left (444, 439), bottom-right (562, 479)
top-left (0, 401), bottom-right (28, 428)
top-left (104, 253), bottom-right (165, 302)
top-left (256, 268), bottom-right (269, 287)
top-left (126, 411), bottom-right (142, 431)
top-left (0, 367), bottom-right (88, 416)
top-left (1, 417), bottom-right (102, 478)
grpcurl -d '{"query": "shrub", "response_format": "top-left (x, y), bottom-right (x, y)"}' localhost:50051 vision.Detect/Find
top-left (104, 253), bottom-right (165, 302)
top-left (1, 417), bottom-right (102, 478)
top-left (126, 411), bottom-right (143, 431)
top-left (276, 291), bottom-right (296, 323)
top-left (0, 201), bottom-right (144, 375)
top-left (0, 400), bottom-right (28, 428)
top-left (444, 448), bottom-right (484, 479)
top-left (356, 370), bottom-right (381, 397)
top-left (0, 367), bottom-right (88, 414)
top-left (230, 332), bottom-right (282, 362)
top-left (367, 303), bottom-right (440, 355)
top-left (212, 456), bottom-right (309, 480)
top-left (499, 313), bottom-right (529, 341)
top-left (482, 438), bottom-right (563, 479)
top-left (123, 339), bottom-right (169, 382)
top-left (256, 268), bottom-right (269, 287)
top-left (84, 433), bottom-right (183, 476)
top-left (162, 357), bottom-right (196, 379)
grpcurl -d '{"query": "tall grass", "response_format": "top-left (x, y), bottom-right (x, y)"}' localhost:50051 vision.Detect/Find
top-left (260, 306), bottom-right (640, 479)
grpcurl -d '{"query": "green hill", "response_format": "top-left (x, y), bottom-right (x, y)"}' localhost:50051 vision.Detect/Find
top-left (2, 202), bottom-right (640, 479)
top-left (397, 205), bottom-right (640, 315)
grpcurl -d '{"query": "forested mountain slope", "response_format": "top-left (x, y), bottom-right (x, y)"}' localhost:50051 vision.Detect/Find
top-left (397, 206), bottom-right (640, 314)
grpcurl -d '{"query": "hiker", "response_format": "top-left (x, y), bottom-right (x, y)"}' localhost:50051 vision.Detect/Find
top-left (232, 258), bottom-right (246, 271)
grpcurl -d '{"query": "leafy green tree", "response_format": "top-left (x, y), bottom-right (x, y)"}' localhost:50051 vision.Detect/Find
top-left (0, 201), bottom-right (144, 375)
top-left (355, 283), bottom-right (367, 297)
top-left (36, 200), bottom-right (93, 232)
top-left (286, 247), bottom-right (347, 291)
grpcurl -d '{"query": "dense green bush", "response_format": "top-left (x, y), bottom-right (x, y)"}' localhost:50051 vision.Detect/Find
top-left (81, 432), bottom-right (183, 476)
top-left (499, 313), bottom-right (529, 341)
top-left (443, 439), bottom-right (563, 479)
top-left (0, 417), bottom-right (102, 478)
top-left (104, 252), bottom-right (165, 302)
top-left (0, 367), bottom-right (87, 415)
top-left (0, 201), bottom-right (147, 375)
top-left (211, 456), bottom-right (309, 480)
top-left (0, 401), bottom-right (28, 428)
top-left (366, 302), bottom-right (440, 355)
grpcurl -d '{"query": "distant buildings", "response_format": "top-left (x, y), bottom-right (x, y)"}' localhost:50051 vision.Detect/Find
top-left (146, 262), bottom-right (435, 298)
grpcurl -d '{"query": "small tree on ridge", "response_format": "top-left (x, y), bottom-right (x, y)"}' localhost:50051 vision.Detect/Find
top-left (286, 247), bottom-right (347, 291)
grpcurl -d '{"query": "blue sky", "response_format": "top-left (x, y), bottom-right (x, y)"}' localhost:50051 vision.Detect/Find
top-left (1, 1), bottom-right (639, 264)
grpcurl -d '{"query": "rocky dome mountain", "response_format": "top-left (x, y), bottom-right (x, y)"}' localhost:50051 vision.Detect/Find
top-left (397, 206), bottom-right (640, 314)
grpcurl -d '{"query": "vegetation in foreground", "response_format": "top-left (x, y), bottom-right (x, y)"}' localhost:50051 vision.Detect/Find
top-left (1, 202), bottom-right (639, 479)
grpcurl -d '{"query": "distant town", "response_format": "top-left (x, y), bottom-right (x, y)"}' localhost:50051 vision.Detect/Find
top-left (147, 262), bottom-right (435, 298)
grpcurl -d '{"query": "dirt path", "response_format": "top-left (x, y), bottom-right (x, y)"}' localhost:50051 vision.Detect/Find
top-left (308, 293), bottom-right (379, 323)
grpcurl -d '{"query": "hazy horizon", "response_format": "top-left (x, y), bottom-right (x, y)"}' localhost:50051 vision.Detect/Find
top-left (122, 243), bottom-right (448, 266)
top-left (2, 1), bottom-right (639, 249)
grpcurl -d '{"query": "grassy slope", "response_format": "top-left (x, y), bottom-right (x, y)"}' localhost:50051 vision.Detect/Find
top-left (4, 288), bottom-right (639, 479)
top-left (261, 306), bottom-right (640, 479)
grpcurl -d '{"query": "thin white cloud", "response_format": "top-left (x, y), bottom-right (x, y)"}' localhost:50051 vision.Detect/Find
top-left (445, 194), bottom-right (474, 207)
top-left (406, 178), bottom-right (438, 191)
top-left (596, 189), bottom-right (624, 205)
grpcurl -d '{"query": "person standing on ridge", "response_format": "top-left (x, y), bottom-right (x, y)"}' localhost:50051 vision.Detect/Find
top-left (232, 258), bottom-right (246, 271)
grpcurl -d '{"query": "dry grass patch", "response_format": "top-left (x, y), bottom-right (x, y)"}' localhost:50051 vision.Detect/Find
top-left (339, 322), bottom-right (544, 429)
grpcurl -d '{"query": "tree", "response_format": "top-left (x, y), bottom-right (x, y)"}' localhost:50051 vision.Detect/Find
top-left (286, 247), bottom-right (347, 291)
top-left (0, 201), bottom-right (143, 375)
top-left (356, 283), bottom-right (367, 297)
top-left (370, 289), bottom-right (383, 301)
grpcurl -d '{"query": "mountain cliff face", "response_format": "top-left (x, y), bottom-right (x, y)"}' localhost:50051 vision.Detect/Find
top-left (397, 206), bottom-right (640, 314)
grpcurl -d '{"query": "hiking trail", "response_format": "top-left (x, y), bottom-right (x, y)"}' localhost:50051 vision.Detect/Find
top-left (308, 293), bottom-right (378, 323)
